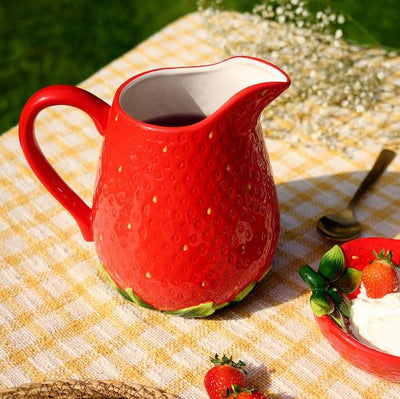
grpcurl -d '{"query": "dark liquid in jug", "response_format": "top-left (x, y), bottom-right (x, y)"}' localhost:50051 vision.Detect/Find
top-left (144, 113), bottom-right (206, 127)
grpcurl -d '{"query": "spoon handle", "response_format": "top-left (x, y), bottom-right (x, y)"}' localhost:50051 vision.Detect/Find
top-left (347, 149), bottom-right (396, 211)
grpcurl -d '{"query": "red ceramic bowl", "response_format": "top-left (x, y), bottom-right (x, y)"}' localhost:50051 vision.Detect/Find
top-left (312, 237), bottom-right (400, 382)
top-left (315, 314), bottom-right (400, 381)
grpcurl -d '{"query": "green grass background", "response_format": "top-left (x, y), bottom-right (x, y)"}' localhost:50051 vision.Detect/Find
top-left (1, 0), bottom-right (399, 134)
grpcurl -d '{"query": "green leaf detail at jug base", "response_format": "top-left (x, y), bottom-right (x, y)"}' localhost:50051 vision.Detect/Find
top-left (231, 282), bottom-right (256, 304)
top-left (99, 263), bottom-right (269, 318)
top-left (163, 301), bottom-right (229, 318)
top-left (164, 265), bottom-right (271, 317)
top-left (99, 263), bottom-right (154, 308)
top-left (258, 264), bottom-right (272, 282)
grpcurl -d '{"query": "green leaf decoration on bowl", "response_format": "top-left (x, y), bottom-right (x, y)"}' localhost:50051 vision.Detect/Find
top-left (299, 245), bottom-right (362, 332)
top-left (298, 264), bottom-right (328, 290)
top-left (310, 290), bottom-right (334, 317)
top-left (330, 308), bottom-right (348, 331)
top-left (326, 287), bottom-right (351, 318)
top-left (334, 267), bottom-right (362, 294)
top-left (318, 244), bottom-right (346, 281)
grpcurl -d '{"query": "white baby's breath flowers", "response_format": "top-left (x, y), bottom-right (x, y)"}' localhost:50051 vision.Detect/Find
top-left (198, 0), bottom-right (400, 154)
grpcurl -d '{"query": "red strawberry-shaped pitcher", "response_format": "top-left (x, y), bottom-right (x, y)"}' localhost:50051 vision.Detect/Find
top-left (19, 57), bottom-right (290, 317)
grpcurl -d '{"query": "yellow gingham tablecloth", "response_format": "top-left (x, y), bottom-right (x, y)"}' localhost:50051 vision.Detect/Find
top-left (1, 12), bottom-right (400, 399)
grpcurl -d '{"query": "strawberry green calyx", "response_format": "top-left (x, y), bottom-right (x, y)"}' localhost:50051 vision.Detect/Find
top-left (373, 249), bottom-right (399, 268)
top-left (210, 354), bottom-right (247, 374)
top-left (226, 385), bottom-right (266, 398)
top-left (232, 386), bottom-right (253, 396)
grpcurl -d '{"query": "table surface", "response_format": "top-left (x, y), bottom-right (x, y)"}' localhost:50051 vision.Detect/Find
top-left (1, 11), bottom-right (400, 399)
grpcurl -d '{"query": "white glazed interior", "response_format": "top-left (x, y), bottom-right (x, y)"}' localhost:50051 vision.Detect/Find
top-left (119, 57), bottom-right (288, 122)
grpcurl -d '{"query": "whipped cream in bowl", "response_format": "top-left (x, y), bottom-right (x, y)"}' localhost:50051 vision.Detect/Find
top-left (350, 285), bottom-right (400, 357)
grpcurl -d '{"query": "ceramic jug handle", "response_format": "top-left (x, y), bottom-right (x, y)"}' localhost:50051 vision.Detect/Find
top-left (19, 85), bottom-right (110, 241)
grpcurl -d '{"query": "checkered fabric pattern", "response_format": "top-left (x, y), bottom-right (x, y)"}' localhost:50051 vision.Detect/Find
top-left (1, 12), bottom-right (400, 399)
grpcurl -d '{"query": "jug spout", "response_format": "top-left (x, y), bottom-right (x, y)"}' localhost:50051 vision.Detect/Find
top-left (212, 56), bottom-right (291, 123)
top-left (118, 56), bottom-right (290, 125)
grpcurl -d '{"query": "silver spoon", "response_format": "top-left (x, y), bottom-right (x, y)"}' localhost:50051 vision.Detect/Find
top-left (317, 149), bottom-right (396, 241)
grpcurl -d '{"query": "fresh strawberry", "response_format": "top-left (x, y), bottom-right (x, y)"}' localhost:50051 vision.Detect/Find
top-left (361, 249), bottom-right (399, 299)
top-left (340, 238), bottom-right (400, 299)
top-left (228, 386), bottom-right (268, 399)
top-left (204, 354), bottom-right (246, 399)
